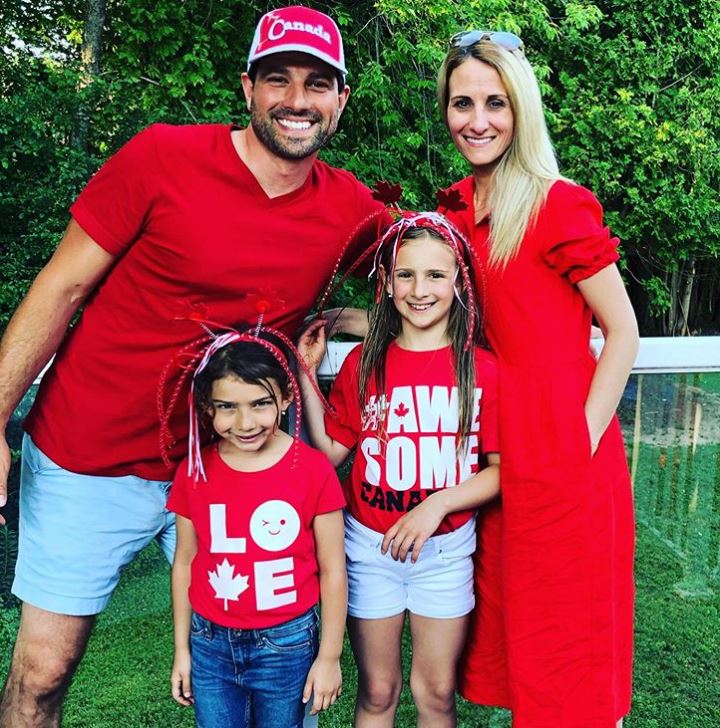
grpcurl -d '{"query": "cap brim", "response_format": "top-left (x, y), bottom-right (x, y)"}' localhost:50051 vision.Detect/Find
top-left (248, 45), bottom-right (347, 76)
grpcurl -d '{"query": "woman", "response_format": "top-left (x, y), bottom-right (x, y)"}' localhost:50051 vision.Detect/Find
top-left (437, 31), bottom-right (638, 728)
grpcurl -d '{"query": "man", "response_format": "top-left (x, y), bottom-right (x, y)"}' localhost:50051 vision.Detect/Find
top-left (0, 6), bottom-right (379, 725)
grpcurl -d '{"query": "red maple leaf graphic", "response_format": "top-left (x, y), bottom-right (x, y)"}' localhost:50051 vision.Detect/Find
top-left (394, 402), bottom-right (409, 417)
top-left (371, 180), bottom-right (403, 205)
top-left (436, 187), bottom-right (468, 213)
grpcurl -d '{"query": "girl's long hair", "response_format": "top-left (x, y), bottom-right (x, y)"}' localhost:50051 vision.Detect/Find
top-left (358, 226), bottom-right (484, 452)
top-left (438, 40), bottom-right (565, 266)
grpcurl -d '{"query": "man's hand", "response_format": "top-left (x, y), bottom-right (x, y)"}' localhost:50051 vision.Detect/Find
top-left (0, 435), bottom-right (10, 526)
top-left (303, 655), bottom-right (342, 715)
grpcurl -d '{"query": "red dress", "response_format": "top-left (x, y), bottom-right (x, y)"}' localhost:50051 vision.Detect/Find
top-left (448, 178), bottom-right (634, 728)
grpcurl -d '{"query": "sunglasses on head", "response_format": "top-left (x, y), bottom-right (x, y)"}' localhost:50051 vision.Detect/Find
top-left (450, 30), bottom-right (524, 53)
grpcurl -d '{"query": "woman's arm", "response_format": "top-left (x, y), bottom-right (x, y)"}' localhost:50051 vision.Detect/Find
top-left (303, 509), bottom-right (347, 715)
top-left (297, 320), bottom-right (351, 466)
top-left (171, 515), bottom-right (198, 707)
top-left (577, 264), bottom-right (639, 454)
top-left (381, 453), bottom-right (500, 562)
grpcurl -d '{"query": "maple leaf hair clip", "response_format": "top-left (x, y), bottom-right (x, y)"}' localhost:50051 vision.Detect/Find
top-left (436, 186), bottom-right (469, 214)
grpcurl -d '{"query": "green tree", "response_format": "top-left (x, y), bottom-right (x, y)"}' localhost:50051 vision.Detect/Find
top-left (1, 0), bottom-right (719, 331)
top-left (547, 0), bottom-right (720, 333)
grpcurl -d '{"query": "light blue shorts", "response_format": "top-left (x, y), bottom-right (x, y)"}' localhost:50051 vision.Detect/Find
top-left (12, 434), bottom-right (176, 616)
top-left (344, 512), bottom-right (476, 620)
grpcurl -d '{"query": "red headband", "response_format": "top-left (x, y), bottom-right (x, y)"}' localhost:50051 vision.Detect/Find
top-left (158, 318), bottom-right (333, 481)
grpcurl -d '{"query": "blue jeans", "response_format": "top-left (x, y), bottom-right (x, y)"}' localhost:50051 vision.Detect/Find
top-left (190, 608), bottom-right (319, 728)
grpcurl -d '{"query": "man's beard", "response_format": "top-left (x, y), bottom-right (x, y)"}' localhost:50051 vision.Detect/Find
top-left (250, 102), bottom-right (338, 160)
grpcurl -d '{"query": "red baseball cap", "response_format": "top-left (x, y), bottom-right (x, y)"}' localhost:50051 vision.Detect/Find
top-left (247, 6), bottom-right (347, 78)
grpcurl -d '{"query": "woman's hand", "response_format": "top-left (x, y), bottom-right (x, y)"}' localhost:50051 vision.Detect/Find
top-left (171, 647), bottom-right (194, 706)
top-left (303, 656), bottom-right (342, 715)
top-left (381, 495), bottom-right (447, 563)
top-left (586, 414), bottom-right (600, 456)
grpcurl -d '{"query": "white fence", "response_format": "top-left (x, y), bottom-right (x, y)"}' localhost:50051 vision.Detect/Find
top-left (318, 336), bottom-right (720, 377)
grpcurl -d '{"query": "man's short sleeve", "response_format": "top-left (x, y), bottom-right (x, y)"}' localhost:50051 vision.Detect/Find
top-left (70, 125), bottom-right (161, 256)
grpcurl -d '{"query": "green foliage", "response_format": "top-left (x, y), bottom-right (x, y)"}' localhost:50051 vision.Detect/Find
top-left (0, 528), bottom-right (19, 607)
top-left (546, 0), bottom-right (720, 331)
top-left (0, 0), bottom-right (719, 332)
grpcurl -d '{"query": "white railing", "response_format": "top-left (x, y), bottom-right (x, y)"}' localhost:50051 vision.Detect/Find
top-left (32, 336), bottom-right (720, 384)
top-left (318, 336), bottom-right (720, 377)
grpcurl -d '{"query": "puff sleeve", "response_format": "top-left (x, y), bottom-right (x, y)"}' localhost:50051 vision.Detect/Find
top-left (542, 182), bottom-right (620, 284)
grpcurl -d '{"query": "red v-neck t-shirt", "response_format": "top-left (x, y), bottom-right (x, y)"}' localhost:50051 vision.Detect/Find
top-left (25, 124), bottom-right (382, 479)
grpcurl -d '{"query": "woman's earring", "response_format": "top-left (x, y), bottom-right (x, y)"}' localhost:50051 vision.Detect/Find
top-left (387, 291), bottom-right (393, 299)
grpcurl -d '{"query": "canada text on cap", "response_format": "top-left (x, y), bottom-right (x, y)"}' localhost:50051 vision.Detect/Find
top-left (247, 5), bottom-right (347, 79)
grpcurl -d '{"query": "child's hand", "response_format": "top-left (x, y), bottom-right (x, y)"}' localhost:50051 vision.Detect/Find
top-left (171, 648), bottom-right (194, 706)
top-left (303, 655), bottom-right (342, 715)
top-left (381, 495), bottom-right (447, 563)
top-left (297, 319), bottom-right (328, 374)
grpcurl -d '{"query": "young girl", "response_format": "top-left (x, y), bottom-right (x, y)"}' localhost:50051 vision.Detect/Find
top-left (298, 212), bottom-right (501, 728)
top-left (166, 328), bottom-right (347, 728)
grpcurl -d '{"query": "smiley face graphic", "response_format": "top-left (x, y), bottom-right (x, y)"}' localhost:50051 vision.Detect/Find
top-left (249, 500), bottom-right (301, 552)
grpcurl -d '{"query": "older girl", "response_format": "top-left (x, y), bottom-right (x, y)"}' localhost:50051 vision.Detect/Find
top-left (438, 31), bottom-right (638, 728)
top-left (299, 213), bottom-right (501, 727)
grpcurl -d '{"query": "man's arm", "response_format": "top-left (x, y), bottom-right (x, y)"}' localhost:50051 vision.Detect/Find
top-left (320, 307), bottom-right (369, 338)
top-left (0, 219), bottom-right (116, 522)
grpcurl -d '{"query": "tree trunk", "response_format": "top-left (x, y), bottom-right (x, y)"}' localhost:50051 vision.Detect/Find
top-left (70, 0), bottom-right (106, 153)
top-left (667, 269), bottom-right (678, 335)
top-left (679, 258), bottom-right (695, 335)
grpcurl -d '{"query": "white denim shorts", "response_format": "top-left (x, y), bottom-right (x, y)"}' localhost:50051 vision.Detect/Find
top-left (344, 511), bottom-right (476, 620)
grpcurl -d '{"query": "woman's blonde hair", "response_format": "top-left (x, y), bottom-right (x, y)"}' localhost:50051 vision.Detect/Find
top-left (438, 40), bottom-right (564, 266)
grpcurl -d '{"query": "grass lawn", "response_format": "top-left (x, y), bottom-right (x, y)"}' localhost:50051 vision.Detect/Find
top-left (2, 520), bottom-right (718, 727)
